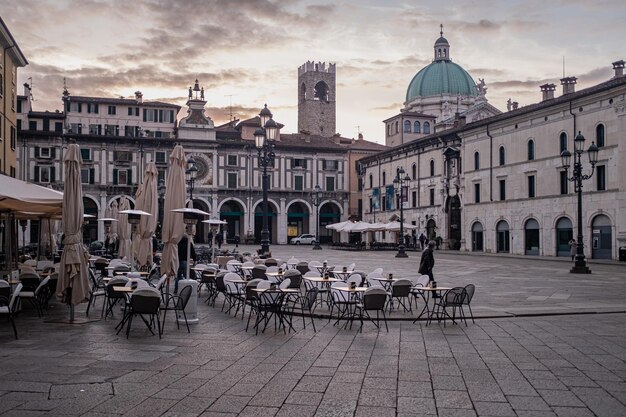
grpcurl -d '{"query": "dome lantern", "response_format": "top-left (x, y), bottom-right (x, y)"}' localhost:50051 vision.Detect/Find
top-left (434, 24), bottom-right (450, 61)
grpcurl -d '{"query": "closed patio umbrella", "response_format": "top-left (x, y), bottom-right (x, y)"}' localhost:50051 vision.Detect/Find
top-left (160, 145), bottom-right (186, 278)
top-left (117, 196), bottom-right (131, 261)
top-left (135, 162), bottom-right (158, 268)
top-left (56, 143), bottom-right (89, 313)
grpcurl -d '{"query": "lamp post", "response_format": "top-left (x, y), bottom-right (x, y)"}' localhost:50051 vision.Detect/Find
top-left (185, 156), bottom-right (198, 203)
top-left (560, 131), bottom-right (598, 274)
top-left (311, 185), bottom-right (323, 250)
top-left (157, 179), bottom-right (166, 239)
top-left (393, 167), bottom-right (411, 258)
top-left (254, 104), bottom-right (277, 256)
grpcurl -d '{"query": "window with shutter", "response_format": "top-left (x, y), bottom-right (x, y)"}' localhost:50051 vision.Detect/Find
top-left (113, 168), bottom-right (119, 185)
top-left (90, 168), bottom-right (95, 184)
top-left (294, 175), bottom-right (303, 191)
top-left (127, 169), bottom-right (132, 185)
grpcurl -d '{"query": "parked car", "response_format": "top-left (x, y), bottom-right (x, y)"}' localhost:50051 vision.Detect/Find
top-left (290, 234), bottom-right (317, 245)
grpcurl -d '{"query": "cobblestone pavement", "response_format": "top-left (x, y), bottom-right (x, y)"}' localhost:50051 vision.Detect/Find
top-left (1, 246), bottom-right (625, 417)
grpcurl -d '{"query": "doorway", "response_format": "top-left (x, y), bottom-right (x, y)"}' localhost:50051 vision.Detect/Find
top-left (471, 222), bottom-right (483, 251)
top-left (591, 214), bottom-right (612, 259)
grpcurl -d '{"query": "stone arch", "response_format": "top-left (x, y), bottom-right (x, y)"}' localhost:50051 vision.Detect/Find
top-left (287, 200), bottom-right (312, 238)
top-left (555, 216), bottom-right (573, 257)
top-left (300, 82), bottom-right (307, 101)
top-left (83, 195), bottom-right (100, 244)
top-left (253, 198), bottom-right (280, 245)
top-left (219, 199), bottom-right (246, 245)
top-left (471, 220), bottom-right (484, 251)
top-left (591, 213), bottom-right (612, 259)
top-left (314, 81), bottom-right (329, 101)
top-left (524, 217), bottom-right (540, 255)
top-left (318, 200), bottom-right (342, 244)
top-left (108, 195), bottom-right (136, 209)
top-left (495, 219), bottom-right (510, 253)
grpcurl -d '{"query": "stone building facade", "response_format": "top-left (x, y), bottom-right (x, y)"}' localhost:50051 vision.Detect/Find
top-left (360, 61), bottom-right (626, 260)
top-left (17, 71), bottom-right (385, 246)
top-left (0, 17), bottom-right (28, 178)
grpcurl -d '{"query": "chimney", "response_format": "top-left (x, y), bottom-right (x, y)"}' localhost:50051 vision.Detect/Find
top-left (453, 113), bottom-right (466, 128)
top-left (539, 83), bottom-right (556, 101)
top-left (358, 133), bottom-right (363, 140)
top-left (560, 76), bottom-right (577, 95)
top-left (612, 60), bottom-right (625, 78)
top-left (135, 91), bottom-right (143, 103)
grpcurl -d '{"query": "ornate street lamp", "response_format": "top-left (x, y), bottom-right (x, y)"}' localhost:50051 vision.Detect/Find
top-left (185, 156), bottom-right (198, 203)
top-left (560, 131), bottom-right (598, 274)
top-left (393, 167), bottom-right (411, 258)
top-left (254, 104), bottom-right (277, 256)
top-left (311, 185), bottom-right (323, 250)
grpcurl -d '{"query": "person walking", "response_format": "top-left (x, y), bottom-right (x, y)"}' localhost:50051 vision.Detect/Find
top-left (569, 238), bottom-right (577, 261)
top-left (176, 235), bottom-right (196, 294)
top-left (419, 240), bottom-right (436, 283)
top-left (215, 232), bottom-right (223, 250)
top-left (419, 232), bottom-right (426, 250)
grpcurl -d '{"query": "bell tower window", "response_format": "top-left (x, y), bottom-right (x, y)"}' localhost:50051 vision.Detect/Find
top-left (314, 81), bottom-right (329, 101)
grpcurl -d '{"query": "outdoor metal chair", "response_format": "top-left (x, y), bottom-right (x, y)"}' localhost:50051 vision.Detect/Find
top-left (251, 265), bottom-right (267, 280)
top-left (429, 287), bottom-right (467, 327)
top-left (389, 279), bottom-right (413, 313)
top-left (462, 284), bottom-right (476, 323)
top-left (19, 276), bottom-right (50, 317)
top-left (119, 287), bottom-right (162, 339)
top-left (161, 285), bottom-right (193, 333)
top-left (356, 287), bottom-right (389, 332)
top-left (295, 261), bottom-right (309, 276)
top-left (283, 269), bottom-right (302, 289)
top-left (103, 277), bottom-right (129, 319)
top-left (286, 286), bottom-right (318, 332)
top-left (0, 283), bottom-right (22, 339)
top-left (86, 269), bottom-right (106, 317)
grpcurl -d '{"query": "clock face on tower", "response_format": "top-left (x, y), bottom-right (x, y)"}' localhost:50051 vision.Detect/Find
top-left (192, 154), bottom-right (212, 185)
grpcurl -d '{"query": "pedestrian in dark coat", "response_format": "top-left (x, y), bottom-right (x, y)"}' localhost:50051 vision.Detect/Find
top-left (419, 240), bottom-right (436, 282)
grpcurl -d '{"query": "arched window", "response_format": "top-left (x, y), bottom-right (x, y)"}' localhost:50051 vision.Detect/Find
top-left (300, 83), bottom-right (306, 101)
top-left (382, 171), bottom-right (386, 185)
top-left (423, 121), bottom-right (431, 134)
top-left (387, 124), bottom-right (391, 136)
top-left (429, 160), bottom-right (435, 176)
top-left (368, 174), bottom-right (373, 188)
top-left (596, 123), bottom-right (605, 147)
top-left (411, 163), bottom-right (417, 180)
top-left (403, 120), bottom-right (411, 133)
top-left (313, 81), bottom-right (329, 101)
top-left (474, 151), bottom-right (480, 170)
top-left (524, 218), bottom-right (540, 256)
top-left (395, 121), bottom-right (399, 134)
top-left (559, 132), bottom-right (567, 153)
top-left (499, 146), bottom-right (506, 166)
top-left (527, 139), bottom-right (535, 161)
top-left (413, 121), bottom-right (420, 133)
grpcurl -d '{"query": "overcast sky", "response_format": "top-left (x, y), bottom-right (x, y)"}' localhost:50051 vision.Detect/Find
top-left (4, 0), bottom-right (625, 143)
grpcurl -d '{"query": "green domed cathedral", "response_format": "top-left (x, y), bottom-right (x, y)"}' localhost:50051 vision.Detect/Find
top-left (384, 26), bottom-right (501, 147)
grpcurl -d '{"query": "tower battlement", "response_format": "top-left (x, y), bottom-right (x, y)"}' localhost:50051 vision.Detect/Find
top-left (298, 61), bottom-right (336, 75)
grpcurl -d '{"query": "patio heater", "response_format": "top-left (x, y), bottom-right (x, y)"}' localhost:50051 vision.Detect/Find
top-left (311, 185), bottom-right (323, 250)
top-left (97, 217), bottom-right (119, 257)
top-left (171, 207), bottom-right (209, 279)
top-left (171, 207), bottom-right (209, 327)
top-left (118, 209), bottom-right (151, 270)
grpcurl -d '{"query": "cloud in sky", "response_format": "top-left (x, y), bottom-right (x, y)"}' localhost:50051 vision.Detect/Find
top-left (4, 0), bottom-right (625, 142)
